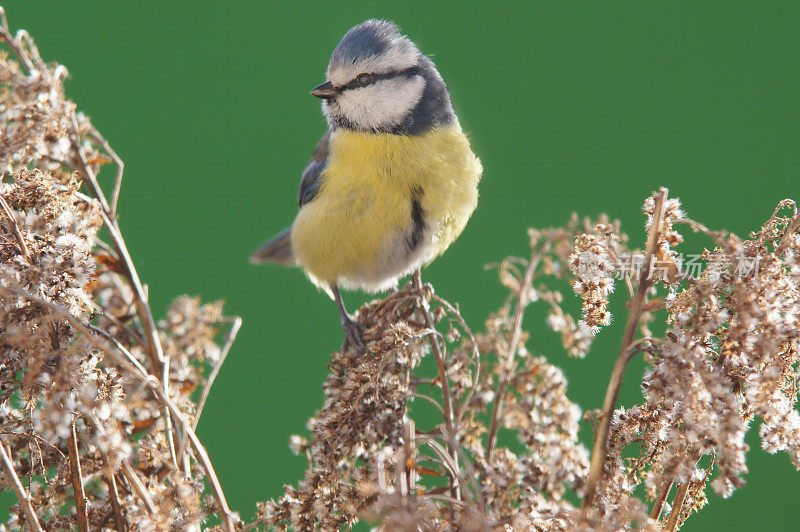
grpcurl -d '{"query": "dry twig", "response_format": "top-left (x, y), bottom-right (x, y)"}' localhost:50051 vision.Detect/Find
top-left (68, 421), bottom-right (90, 532)
top-left (0, 440), bottom-right (44, 532)
top-left (0, 195), bottom-right (30, 261)
top-left (486, 241), bottom-right (551, 459)
top-left (582, 187), bottom-right (668, 509)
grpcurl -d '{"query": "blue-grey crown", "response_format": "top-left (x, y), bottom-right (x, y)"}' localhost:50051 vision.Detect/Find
top-left (329, 19), bottom-right (410, 68)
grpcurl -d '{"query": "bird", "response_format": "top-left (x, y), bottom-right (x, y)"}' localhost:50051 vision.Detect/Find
top-left (251, 19), bottom-right (482, 349)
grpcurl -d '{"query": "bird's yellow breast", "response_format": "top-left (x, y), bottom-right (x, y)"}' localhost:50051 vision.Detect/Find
top-left (291, 124), bottom-right (481, 290)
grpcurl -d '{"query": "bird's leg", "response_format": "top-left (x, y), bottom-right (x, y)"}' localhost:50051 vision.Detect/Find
top-left (332, 285), bottom-right (364, 351)
top-left (412, 269), bottom-right (427, 294)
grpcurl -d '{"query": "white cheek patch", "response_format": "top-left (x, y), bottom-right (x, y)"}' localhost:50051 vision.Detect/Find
top-left (328, 46), bottom-right (418, 86)
top-left (335, 75), bottom-right (425, 130)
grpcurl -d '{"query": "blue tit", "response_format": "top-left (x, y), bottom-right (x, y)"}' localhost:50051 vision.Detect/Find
top-left (251, 19), bottom-right (482, 349)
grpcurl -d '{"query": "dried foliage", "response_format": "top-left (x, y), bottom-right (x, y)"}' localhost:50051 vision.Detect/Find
top-left (248, 180), bottom-right (799, 531)
top-left (2, 7), bottom-right (799, 532)
top-left (0, 9), bottom-right (241, 531)
top-left (249, 189), bottom-right (798, 531)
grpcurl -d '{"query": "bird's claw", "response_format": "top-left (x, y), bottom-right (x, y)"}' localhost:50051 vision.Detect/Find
top-left (341, 316), bottom-right (365, 352)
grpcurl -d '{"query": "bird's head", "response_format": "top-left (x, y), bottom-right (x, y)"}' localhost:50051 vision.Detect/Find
top-left (312, 19), bottom-right (455, 135)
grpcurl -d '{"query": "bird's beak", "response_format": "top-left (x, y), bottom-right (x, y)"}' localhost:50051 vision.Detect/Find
top-left (310, 81), bottom-right (337, 99)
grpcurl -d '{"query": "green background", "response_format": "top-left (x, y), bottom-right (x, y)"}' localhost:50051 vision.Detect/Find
top-left (3, 1), bottom-right (798, 530)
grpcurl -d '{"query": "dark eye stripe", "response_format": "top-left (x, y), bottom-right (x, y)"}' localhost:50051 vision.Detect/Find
top-left (339, 65), bottom-right (421, 91)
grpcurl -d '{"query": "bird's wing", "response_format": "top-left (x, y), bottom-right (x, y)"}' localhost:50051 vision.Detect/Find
top-left (298, 129), bottom-right (331, 207)
top-left (250, 130), bottom-right (332, 266)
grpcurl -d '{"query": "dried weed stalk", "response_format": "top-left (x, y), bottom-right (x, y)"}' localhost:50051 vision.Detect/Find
top-left (2, 7), bottom-right (799, 532)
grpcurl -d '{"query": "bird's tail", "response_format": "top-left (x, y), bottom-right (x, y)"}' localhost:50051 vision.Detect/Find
top-left (250, 226), bottom-right (296, 266)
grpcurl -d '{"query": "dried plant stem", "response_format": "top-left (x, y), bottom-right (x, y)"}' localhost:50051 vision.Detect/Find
top-left (85, 323), bottom-right (150, 377)
top-left (674, 217), bottom-right (716, 239)
top-left (0, 195), bottom-right (31, 261)
top-left (0, 430), bottom-right (64, 459)
top-left (416, 434), bottom-right (463, 489)
top-left (192, 317), bottom-right (242, 432)
top-left (582, 187), bottom-right (669, 509)
top-left (431, 294), bottom-right (481, 428)
top-left (99, 209), bottom-right (180, 470)
top-left (665, 482), bottom-right (690, 532)
top-left (650, 480), bottom-right (673, 520)
top-left (95, 174), bottom-right (166, 375)
top-left (11, 29), bottom-right (42, 68)
top-left (0, 8), bottom-right (32, 71)
top-left (413, 272), bottom-right (455, 436)
top-left (86, 300), bottom-right (145, 346)
top-left (88, 125), bottom-right (125, 216)
top-left (68, 124), bottom-right (110, 213)
top-left (239, 520), bottom-right (265, 532)
top-left (0, 439), bottom-right (44, 532)
top-left (176, 315), bottom-right (241, 462)
top-left (182, 423), bottom-right (238, 531)
top-left (412, 270), bottom-right (462, 500)
top-left (414, 392), bottom-right (445, 414)
top-left (67, 123), bottom-right (166, 377)
top-left (121, 462), bottom-right (156, 516)
top-left (68, 421), bottom-right (90, 532)
top-left (162, 356), bottom-right (179, 471)
top-left (104, 469), bottom-right (126, 532)
top-left (486, 241), bottom-right (550, 460)
top-left (776, 204), bottom-right (800, 256)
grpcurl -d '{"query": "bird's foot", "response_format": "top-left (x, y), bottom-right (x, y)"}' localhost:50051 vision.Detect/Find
top-left (411, 270), bottom-right (433, 299)
top-left (340, 315), bottom-right (365, 353)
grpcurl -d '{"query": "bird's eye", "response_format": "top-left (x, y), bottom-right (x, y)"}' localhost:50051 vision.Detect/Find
top-left (356, 73), bottom-right (374, 86)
